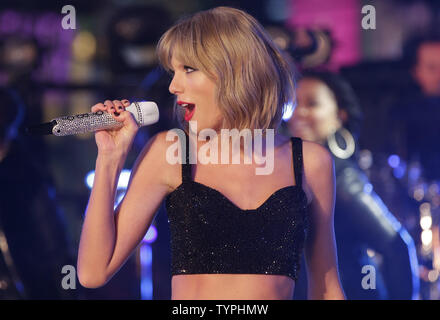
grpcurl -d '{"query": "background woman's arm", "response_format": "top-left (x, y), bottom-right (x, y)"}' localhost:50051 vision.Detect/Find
top-left (302, 141), bottom-right (346, 300)
top-left (335, 165), bottom-right (419, 299)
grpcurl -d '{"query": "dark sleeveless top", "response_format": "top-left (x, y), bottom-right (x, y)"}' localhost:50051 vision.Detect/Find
top-left (165, 133), bottom-right (309, 281)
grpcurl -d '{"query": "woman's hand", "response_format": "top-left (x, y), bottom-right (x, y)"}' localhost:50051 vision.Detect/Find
top-left (91, 99), bottom-right (139, 158)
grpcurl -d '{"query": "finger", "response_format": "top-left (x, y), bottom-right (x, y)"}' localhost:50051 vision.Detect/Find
top-left (91, 102), bottom-right (105, 113)
top-left (121, 99), bottom-right (130, 107)
top-left (112, 110), bottom-right (139, 129)
top-left (113, 100), bottom-right (125, 112)
top-left (104, 100), bottom-right (115, 113)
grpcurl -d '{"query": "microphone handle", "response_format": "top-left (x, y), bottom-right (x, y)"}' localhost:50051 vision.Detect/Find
top-left (25, 101), bottom-right (158, 136)
top-left (52, 110), bottom-right (123, 136)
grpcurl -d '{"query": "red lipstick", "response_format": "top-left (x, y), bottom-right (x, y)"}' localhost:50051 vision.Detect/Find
top-left (177, 101), bottom-right (196, 121)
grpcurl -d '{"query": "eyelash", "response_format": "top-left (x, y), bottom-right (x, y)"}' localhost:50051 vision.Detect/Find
top-left (169, 66), bottom-right (196, 76)
top-left (184, 66), bottom-right (195, 73)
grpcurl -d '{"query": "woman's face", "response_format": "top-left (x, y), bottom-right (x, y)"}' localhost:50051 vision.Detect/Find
top-left (168, 54), bottom-right (223, 134)
top-left (288, 78), bottom-right (343, 143)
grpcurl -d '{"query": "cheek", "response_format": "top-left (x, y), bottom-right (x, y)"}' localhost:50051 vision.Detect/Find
top-left (206, 108), bottom-right (223, 127)
top-left (203, 97), bottom-right (222, 125)
top-left (416, 67), bottom-right (435, 83)
top-left (309, 108), bottom-right (335, 133)
top-left (301, 109), bottom-right (321, 128)
top-left (195, 106), bottom-right (222, 130)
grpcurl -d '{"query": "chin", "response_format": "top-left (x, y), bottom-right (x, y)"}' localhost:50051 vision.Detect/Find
top-left (293, 130), bottom-right (312, 141)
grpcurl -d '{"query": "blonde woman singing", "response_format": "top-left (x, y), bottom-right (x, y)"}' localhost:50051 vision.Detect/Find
top-left (77, 6), bottom-right (345, 300)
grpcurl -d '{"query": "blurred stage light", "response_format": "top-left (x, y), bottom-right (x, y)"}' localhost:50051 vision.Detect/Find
top-left (366, 248), bottom-right (376, 258)
top-left (282, 100), bottom-right (295, 121)
top-left (139, 244), bottom-right (153, 299)
top-left (428, 183), bottom-right (439, 198)
top-left (393, 161), bottom-right (406, 179)
top-left (421, 229), bottom-right (432, 246)
top-left (85, 171), bottom-right (94, 189)
top-left (428, 270), bottom-right (439, 282)
top-left (387, 154), bottom-right (400, 168)
top-left (143, 225), bottom-right (158, 244)
top-left (114, 192), bottom-right (125, 210)
top-left (72, 31), bottom-right (96, 62)
top-left (85, 169), bottom-right (131, 190)
top-left (117, 170), bottom-right (131, 189)
top-left (408, 163), bottom-right (421, 181)
top-left (420, 216), bottom-right (432, 230)
top-left (420, 202), bottom-right (431, 215)
top-left (358, 149), bottom-right (372, 170)
top-left (413, 186), bottom-right (425, 202)
top-left (0, 36), bottom-right (39, 72)
top-left (363, 183), bottom-right (373, 194)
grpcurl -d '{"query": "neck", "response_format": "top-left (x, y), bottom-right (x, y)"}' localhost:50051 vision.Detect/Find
top-left (189, 129), bottom-right (278, 160)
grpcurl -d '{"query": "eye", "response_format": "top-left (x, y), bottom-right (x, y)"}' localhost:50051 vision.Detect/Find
top-left (184, 65), bottom-right (196, 73)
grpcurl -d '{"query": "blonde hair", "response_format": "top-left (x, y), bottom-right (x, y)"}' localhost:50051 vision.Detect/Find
top-left (156, 6), bottom-right (295, 134)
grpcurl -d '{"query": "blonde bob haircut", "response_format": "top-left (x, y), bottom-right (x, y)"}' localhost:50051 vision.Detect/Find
top-left (156, 6), bottom-right (295, 134)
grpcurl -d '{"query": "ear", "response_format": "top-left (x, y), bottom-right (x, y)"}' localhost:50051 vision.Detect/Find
top-left (338, 109), bottom-right (348, 124)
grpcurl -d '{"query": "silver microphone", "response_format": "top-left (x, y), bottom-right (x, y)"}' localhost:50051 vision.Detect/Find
top-left (26, 101), bottom-right (159, 136)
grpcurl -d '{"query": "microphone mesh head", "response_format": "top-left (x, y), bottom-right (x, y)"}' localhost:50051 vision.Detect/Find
top-left (128, 101), bottom-right (159, 126)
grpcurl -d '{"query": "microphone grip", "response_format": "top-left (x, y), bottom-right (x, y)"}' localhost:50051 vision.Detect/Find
top-left (52, 111), bottom-right (123, 136)
top-left (25, 101), bottom-right (158, 136)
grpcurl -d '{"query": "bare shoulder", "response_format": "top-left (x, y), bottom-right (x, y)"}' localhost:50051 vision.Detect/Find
top-left (133, 130), bottom-right (182, 193)
top-left (302, 140), bottom-right (334, 170)
top-left (138, 130), bottom-right (179, 157)
top-left (301, 140), bottom-right (335, 205)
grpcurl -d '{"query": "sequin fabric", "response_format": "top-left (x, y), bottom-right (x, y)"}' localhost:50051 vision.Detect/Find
top-left (165, 133), bottom-right (309, 281)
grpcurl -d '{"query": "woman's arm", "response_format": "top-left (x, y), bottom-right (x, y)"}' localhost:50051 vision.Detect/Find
top-left (77, 131), bottom-right (172, 288)
top-left (335, 165), bottom-right (419, 299)
top-left (302, 141), bottom-right (346, 300)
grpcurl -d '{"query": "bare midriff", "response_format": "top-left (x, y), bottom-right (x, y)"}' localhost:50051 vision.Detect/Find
top-left (171, 273), bottom-right (295, 300)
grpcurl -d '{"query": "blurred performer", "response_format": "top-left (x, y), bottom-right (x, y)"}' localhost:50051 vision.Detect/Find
top-left (288, 71), bottom-right (419, 299)
top-left (389, 33), bottom-right (440, 181)
top-left (0, 87), bottom-right (76, 299)
top-left (388, 33), bottom-right (440, 297)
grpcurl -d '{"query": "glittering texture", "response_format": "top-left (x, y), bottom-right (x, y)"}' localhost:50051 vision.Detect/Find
top-left (52, 111), bottom-right (122, 136)
top-left (165, 135), bottom-right (309, 281)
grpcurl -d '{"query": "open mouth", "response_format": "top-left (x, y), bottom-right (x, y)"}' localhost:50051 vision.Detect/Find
top-left (179, 102), bottom-right (196, 121)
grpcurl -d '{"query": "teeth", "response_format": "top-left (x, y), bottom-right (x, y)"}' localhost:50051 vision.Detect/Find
top-left (182, 103), bottom-right (188, 107)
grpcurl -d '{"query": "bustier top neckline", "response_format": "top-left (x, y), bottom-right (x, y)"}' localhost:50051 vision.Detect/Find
top-left (167, 180), bottom-right (306, 213)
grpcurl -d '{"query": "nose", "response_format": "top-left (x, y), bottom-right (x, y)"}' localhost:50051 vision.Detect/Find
top-left (169, 73), bottom-right (183, 95)
top-left (294, 104), bottom-right (309, 118)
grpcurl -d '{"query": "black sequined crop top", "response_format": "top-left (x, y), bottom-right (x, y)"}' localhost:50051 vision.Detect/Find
top-left (165, 133), bottom-right (309, 281)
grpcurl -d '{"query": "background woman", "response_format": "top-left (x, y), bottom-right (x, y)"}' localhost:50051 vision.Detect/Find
top-left (287, 71), bottom-right (419, 299)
